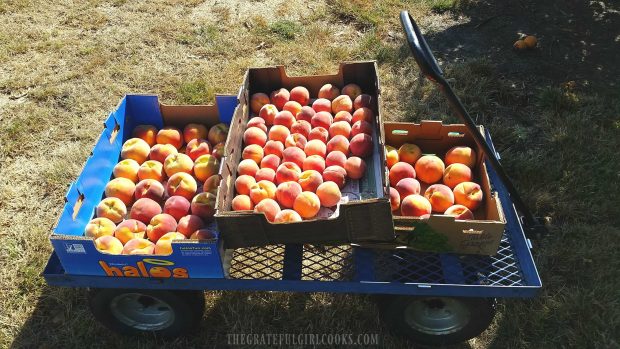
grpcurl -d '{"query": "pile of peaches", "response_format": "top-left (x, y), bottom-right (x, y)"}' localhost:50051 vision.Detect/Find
top-left (84, 122), bottom-right (228, 255)
top-left (234, 83), bottom-right (375, 223)
top-left (387, 144), bottom-right (483, 219)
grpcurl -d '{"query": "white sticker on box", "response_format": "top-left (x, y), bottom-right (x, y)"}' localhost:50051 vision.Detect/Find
top-left (64, 243), bottom-right (86, 254)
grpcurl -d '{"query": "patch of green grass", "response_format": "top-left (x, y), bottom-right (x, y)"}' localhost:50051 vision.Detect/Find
top-left (327, 0), bottom-right (381, 29)
top-left (177, 79), bottom-right (216, 104)
top-left (269, 20), bottom-right (302, 40)
top-left (355, 31), bottom-right (402, 63)
top-left (536, 86), bottom-right (578, 114)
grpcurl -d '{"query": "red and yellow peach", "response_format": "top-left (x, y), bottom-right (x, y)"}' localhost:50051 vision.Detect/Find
top-left (415, 155), bottom-right (445, 184)
top-left (121, 138), bottom-right (150, 164)
top-left (96, 197), bottom-right (127, 223)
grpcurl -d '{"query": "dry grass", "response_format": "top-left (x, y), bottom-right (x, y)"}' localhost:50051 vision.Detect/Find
top-left (1, 0), bottom-right (619, 348)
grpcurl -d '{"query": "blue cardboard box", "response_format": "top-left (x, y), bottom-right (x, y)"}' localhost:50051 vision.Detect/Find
top-left (51, 94), bottom-right (238, 278)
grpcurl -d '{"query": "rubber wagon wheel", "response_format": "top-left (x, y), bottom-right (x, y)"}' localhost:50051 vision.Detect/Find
top-left (379, 296), bottom-right (496, 346)
top-left (88, 288), bottom-right (205, 338)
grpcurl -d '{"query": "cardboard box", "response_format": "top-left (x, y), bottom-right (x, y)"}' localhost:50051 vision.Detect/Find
top-left (366, 121), bottom-right (507, 255)
top-left (215, 62), bottom-right (395, 248)
top-left (51, 94), bottom-right (238, 278)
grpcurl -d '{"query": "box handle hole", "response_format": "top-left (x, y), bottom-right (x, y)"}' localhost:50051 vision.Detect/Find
top-left (448, 131), bottom-right (465, 138)
top-left (72, 193), bottom-right (84, 220)
top-left (391, 129), bottom-right (409, 136)
top-left (109, 122), bottom-right (120, 144)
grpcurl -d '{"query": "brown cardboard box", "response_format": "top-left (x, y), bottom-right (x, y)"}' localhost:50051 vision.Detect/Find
top-left (215, 62), bottom-right (395, 248)
top-left (364, 121), bottom-right (507, 255)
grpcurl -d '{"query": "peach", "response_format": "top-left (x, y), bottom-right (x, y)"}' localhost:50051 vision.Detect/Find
top-left (395, 178), bottom-right (421, 199)
top-left (121, 138), bottom-right (150, 164)
top-left (389, 162), bottom-right (416, 187)
top-left (389, 187), bottom-right (400, 211)
top-left (268, 125), bottom-right (290, 144)
top-left (283, 101), bottom-right (302, 117)
top-left (207, 123), bottom-right (228, 145)
top-left (349, 133), bottom-right (373, 157)
top-left (311, 111), bottom-right (333, 129)
top-left (312, 98), bottom-right (332, 113)
top-left (290, 86), bottom-right (310, 106)
top-left (415, 155), bottom-right (445, 184)
top-left (250, 92), bottom-right (270, 115)
top-left (293, 191), bottom-right (321, 219)
top-left (191, 192), bottom-right (217, 220)
top-left (385, 145), bottom-right (399, 169)
top-left (303, 155), bottom-right (326, 172)
top-left (353, 94), bottom-right (372, 110)
top-left (113, 159), bottom-right (140, 182)
top-left (285, 133), bottom-right (307, 149)
top-left (166, 172), bottom-right (197, 200)
top-left (183, 123), bottom-right (208, 143)
top-left (304, 139), bottom-right (327, 158)
top-left (156, 127), bottom-right (183, 149)
top-left (163, 196), bottom-right (191, 221)
top-left (135, 179), bottom-right (165, 201)
top-left (94, 235), bottom-right (124, 255)
top-left (243, 126), bottom-right (267, 147)
top-left (443, 163), bottom-right (473, 189)
top-left (211, 142), bottom-right (225, 160)
top-left (274, 110), bottom-right (296, 129)
top-left (275, 162), bottom-right (301, 184)
top-left (203, 174), bottom-right (221, 193)
top-left (105, 177), bottom-right (136, 205)
top-left (130, 198), bottom-right (162, 224)
top-left (290, 120), bottom-right (311, 138)
top-left (259, 104), bottom-right (278, 126)
top-left (351, 120), bottom-right (373, 137)
top-left (274, 209), bottom-right (303, 223)
top-left (114, 219), bottom-right (147, 244)
top-left (333, 111), bottom-right (353, 123)
top-left (194, 154), bottom-right (220, 182)
top-left (85, 217), bottom-right (116, 239)
top-left (329, 121), bottom-right (352, 139)
top-left (238, 159), bottom-right (259, 177)
top-left (398, 143), bottom-right (422, 165)
top-left (298, 170), bottom-right (323, 192)
top-left (453, 182), bottom-right (483, 211)
top-left (249, 180), bottom-right (277, 204)
top-left (325, 151), bottom-right (347, 168)
top-left (352, 107), bottom-right (374, 123)
top-left (138, 160), bottom-right (165, 182)
top-left (424, 184), bottom-right (455, 213)
top-left (263, 140), bottom-right (284, 157)
top-left (255, 168), bottom-right (276, 182)
top-left (275, 181), bottom-right (302, 208)
top-left (446, 146), bottom-right (477, 168)
top-left (444, 204), bottom-right (475, 220)
top-left (342, 83), bottom-right (362, 100)
top-left (296, 106), bottom-right (315, 123)
top-left (190, 229), bottom-right (217, 240)
top-left (96, 197), bottom-right (127, 223)
top-left (316, 181), bottom-right (341, 207)
top-left (164, 153), bottom-right (193, 177)
top-left (132, 124), bottom-right (158, 146)
top-left (332, 95), bottom-right (353, 114)
top-left (122, 238), bottom-right (155, 255)
top-left (242, 144), bottom-right (264, 164)
top-left (177, 214), bottom-right (205, 238)
top-left (247, 117), bottom-right (267, 132)
top-left (149, 143), bottom-right (178, 163)
top-left (185, 138), bottom-right (211, 161)
top-left (308, 127), bottom-right (329, 143)
top-left (235, 174), bottom-right (256, 195)
top-left (270, 88), bottom-right (290, 110)
top-left (282, 147), bottom-right (306, 168)
top-left (318, 84), bottom-right (340, 100)
top-left (254, 198), bottom-right (281, 222)
top-left (232, 194), bottom-right (254, 211)
top-left (344, 156), bottom-right (366, 179)
top-left (400, 194), bottom-right (432, 218)
top-left (154, 232), bottom-right (186, 255)
top-left (327, 135), bottom-right (349, 154)
top-left (323, 165), bottom-right (347, 189)
top-left (146, 213), bottom-right (177, 243)
top-left (260, 154), bottom-right (281, 171)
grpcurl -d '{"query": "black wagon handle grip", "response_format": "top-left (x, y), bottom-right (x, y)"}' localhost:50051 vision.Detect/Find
top-left (400, 11), bottom-right (443, 82)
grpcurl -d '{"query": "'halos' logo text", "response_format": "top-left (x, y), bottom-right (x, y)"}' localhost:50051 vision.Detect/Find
top-left (99, 258), bottom-right (189, 278)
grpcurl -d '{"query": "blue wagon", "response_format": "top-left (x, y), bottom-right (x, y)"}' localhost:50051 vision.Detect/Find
top-left (43, 12), bottom-right (543, 346)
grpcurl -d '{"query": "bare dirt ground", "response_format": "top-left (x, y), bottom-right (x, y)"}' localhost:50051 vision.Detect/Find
top-left (1, 0), bottom-right (619, 348)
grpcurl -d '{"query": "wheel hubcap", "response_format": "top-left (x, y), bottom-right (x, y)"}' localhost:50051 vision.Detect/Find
top-left (110, 293), bottom-right (175, 331)
top-left (404, 297), bottom-right (470, 335)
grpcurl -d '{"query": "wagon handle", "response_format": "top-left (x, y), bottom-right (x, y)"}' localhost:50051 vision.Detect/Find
top-left (400, 11), bottom-right (547, 239)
